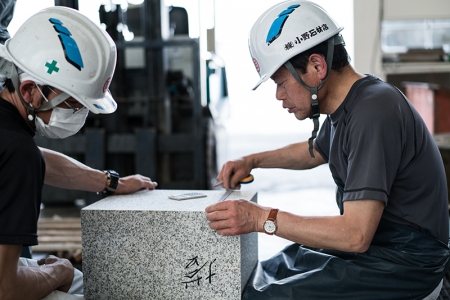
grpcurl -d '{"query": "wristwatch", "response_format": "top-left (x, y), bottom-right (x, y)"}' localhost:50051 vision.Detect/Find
top-left (100, 170), bottom-right (119, 195)
top-left (263, 208), bottom-right (279, 235)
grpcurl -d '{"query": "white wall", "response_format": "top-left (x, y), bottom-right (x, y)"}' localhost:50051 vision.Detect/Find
top-left (383, 0), bottom-right (450, 20)
top-left (353, 0), bottom-right (383, 76)
top-left (353, 0), bottom-right (450, 77)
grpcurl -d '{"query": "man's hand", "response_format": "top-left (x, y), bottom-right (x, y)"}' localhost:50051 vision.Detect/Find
top-left (216, 158), bottom-right (254, 190)
top-left (205, 200), bottom-right (268, 236)
top-left (115, 174), bottom-right (158, 194)
top-left (37, 255), bottom-right (74, 293)
top-left (40, 148), bottom-right (158, 194)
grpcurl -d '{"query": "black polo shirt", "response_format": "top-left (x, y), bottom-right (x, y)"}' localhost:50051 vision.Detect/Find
top-left (315, 75), bottom-right (449, 244)
top-left (0, 98), bottom-right (45, 246)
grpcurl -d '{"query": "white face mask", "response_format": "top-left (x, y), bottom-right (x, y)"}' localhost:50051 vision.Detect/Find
top-left (35, 107), bottom-right (89, 139)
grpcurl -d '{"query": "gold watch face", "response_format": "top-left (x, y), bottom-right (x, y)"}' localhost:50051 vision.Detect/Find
top-left (264, 220), bottom-right (276, 234)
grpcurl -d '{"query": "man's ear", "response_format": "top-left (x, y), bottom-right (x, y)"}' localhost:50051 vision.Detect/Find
top-left (308, 54), bottom-right (328, 80)
top-left (18, 80), bottom-right (36, 104)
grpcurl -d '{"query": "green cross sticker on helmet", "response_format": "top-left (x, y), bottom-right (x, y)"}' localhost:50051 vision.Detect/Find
top-left (45, 60), bottom-right (60, 75)
top-left (4, 6), bottom-right (118, 114)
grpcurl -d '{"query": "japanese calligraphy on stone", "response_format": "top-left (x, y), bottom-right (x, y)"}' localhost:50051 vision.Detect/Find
top-left (181, 256), bottom-right (217, 288)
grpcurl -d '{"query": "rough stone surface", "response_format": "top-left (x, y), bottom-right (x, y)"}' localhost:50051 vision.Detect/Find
top-left (81, 189), bottom-right (258, 300)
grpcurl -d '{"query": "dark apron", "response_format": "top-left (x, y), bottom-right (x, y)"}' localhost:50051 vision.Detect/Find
top-left (243, 177), bottom-right (450, 299)
top-left (243, 219), bottom-right (450, 300)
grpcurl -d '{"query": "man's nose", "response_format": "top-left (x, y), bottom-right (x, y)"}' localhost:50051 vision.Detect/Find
top-left (275, 85), bottom-right (286, 101)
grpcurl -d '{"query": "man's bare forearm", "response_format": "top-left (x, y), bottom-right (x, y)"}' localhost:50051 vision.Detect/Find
top-left (246, 141), bottom-right (325, 170)
top-left (0, 246), bottom-right (74, 300)
top-left (40, 147), bottom-right (105, 192)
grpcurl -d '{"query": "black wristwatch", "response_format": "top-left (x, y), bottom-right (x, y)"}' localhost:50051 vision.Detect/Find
top-left (100, 170), bottom-right (119, 195)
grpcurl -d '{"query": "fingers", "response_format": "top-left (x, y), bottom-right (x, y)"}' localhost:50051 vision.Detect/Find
top-left (212, 225), bottom-right (245, 236)
top-left (205, 201), bottom-right (236, 233)
top-left (219, 175), bottom-right (241, 190)
top-left (206, 207), bottom-right (241, 236)
top-left (140, 176), bottom-right (158, 190)
top-left (35, 255), bottom-right (74, 293)
top-left (216, 161), bottom-right (250, 190)
top-left (115, 175), bottom-right (158, 194)
top-left (129, 174), bottom-right (158, 190)
top-left (205, 200), bottom-right (259, 236)
top-left (205, 201), bottom-right (228, 214)
top-left (37, 255), bottom-right (63, 265)
top-left (217, 161), bottom-right (242, 189)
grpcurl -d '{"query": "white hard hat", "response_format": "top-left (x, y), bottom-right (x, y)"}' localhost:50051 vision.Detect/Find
top-left (5, 6), bottom-right (117, 114)
top-left (249, 0), bottom-right (343, 90)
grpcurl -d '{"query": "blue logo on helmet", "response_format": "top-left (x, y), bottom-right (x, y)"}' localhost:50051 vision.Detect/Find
top-left (266, 4), bottom-right (300, 46)
top-left (49, 18), bottom-right (84, 71)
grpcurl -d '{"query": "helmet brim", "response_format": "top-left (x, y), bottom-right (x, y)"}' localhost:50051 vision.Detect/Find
top-left (251, 30), bottom-right (344, 91)
top-left (252, 75), bottom-right (266, 91)
top-left (4, 6), bottom-right (117, 115)
top-left (248, 0), bottom-right (345, 91)
top-left (84, 89), bottom-right (117, 114)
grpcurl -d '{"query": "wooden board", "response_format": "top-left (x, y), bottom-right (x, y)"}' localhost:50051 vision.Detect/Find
top-left (32, 218), bottom-right (82, 256)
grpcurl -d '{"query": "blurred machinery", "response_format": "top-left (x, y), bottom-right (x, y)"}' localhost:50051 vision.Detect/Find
top-left (36, 0), bottom-right (228, 205)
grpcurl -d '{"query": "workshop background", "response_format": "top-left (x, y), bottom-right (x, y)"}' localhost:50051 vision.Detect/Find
top-left (7, 0), bottom-right (450, 298)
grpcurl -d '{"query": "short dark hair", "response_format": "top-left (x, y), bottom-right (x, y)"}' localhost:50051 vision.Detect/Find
top-left (289, 37), bottom-right (350, 74)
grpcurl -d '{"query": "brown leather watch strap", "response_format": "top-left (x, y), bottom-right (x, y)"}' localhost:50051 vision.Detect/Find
top-left (267, 208), bottom-right (279, 221)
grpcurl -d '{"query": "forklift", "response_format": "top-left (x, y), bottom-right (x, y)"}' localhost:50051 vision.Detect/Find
top-left (35, 0), bottom-right (228, 206)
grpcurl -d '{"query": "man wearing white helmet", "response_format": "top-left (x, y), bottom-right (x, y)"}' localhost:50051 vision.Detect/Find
top-left (0, 6), bottom-right (157, 299)
top-left (206, 1), bottom-right (450, 299)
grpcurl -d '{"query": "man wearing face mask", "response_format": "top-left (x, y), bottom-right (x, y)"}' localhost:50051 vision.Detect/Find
top-left (0, 6), bottom-right (157, 300)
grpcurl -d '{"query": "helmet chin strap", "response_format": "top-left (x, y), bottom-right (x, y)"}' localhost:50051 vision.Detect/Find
top-left (284, 35), bottom-right (341, 158)
top-left (35, 89), bottom-right (71, 111)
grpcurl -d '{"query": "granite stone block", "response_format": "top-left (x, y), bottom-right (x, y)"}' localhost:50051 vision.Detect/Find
top-left (81, 189), bottom-right (258, 300)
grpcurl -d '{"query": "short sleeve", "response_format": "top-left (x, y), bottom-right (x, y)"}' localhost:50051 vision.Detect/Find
top-left (0, 133), bottom-right (45, 246)
top-left (342, 95), bottom-right (404, 203)
top-left (315, 116), bottom-right (331, 162)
